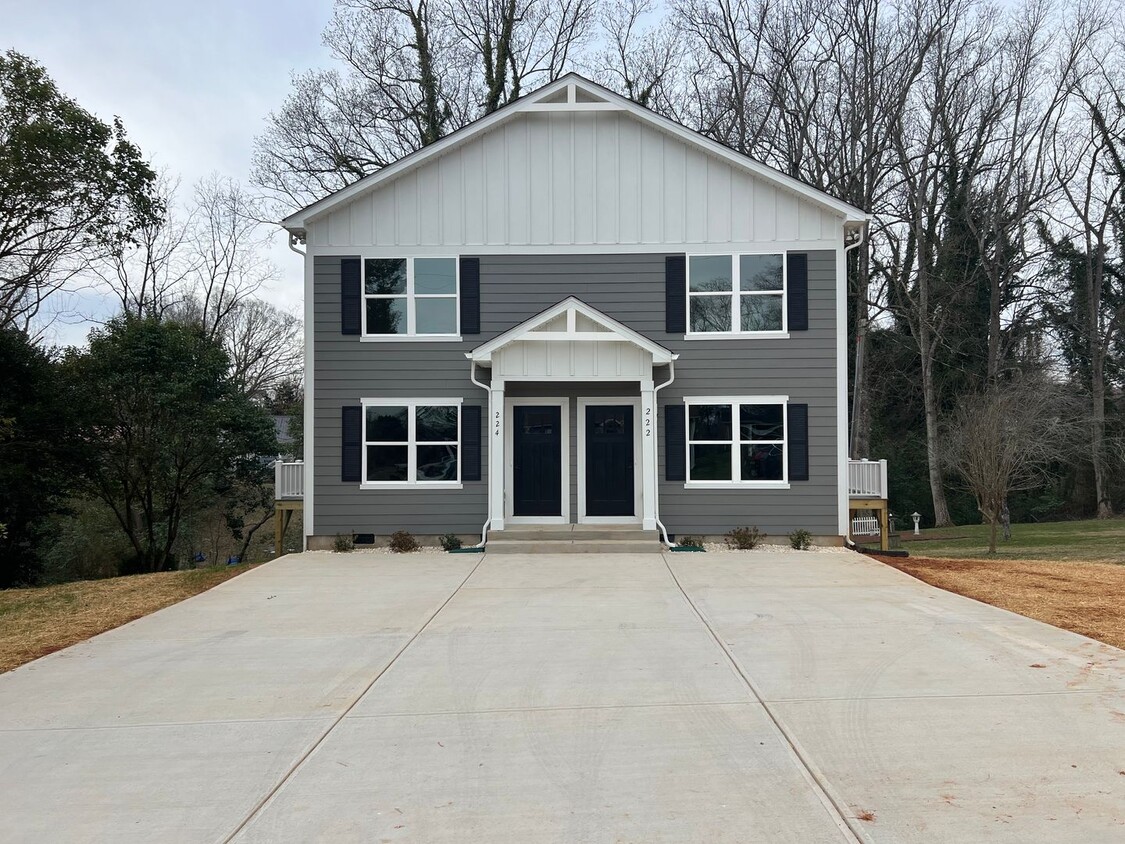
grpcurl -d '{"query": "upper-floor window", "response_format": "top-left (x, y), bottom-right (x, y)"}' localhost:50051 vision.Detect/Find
top-left (364, 257), bottom-right (459, 337)
top-left (685, 397), bottom-right (787, 486)
top-left (687, 254), bottom-right (785, 335)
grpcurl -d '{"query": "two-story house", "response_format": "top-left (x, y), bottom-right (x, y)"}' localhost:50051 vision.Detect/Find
top-left (281, 74), bottom-right (868, 550)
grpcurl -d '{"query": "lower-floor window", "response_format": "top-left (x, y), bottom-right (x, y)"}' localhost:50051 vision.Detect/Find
top-left (362, 398), bottom-right (461, 485)
top-left (686, 397), bottom-right (786, 484)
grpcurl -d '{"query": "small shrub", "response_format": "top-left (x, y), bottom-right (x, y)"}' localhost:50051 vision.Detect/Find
top-left (440, 533), bottom-right (463, 551)
top-left (725, 526), bottom-right (764, 550)
top-left (788, 529), bottom-right (813, 551)
top-left (677, 535), bottom-right (703, 548)
top-left (389, 530), bottom-right (419, 553)
top-left (333, 533), bottom-right (355, 553)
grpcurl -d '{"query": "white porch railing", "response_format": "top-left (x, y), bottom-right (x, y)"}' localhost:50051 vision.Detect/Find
top-left (848, 458), bottom-right (888, 499)
top-left (274, 460), bottom-right (304, 500)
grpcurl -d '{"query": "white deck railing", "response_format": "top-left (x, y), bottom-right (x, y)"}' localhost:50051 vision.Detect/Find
top-left (848, 458), bottom-right (888, 499)
top-left (274, 460), bottom-right (304, 500)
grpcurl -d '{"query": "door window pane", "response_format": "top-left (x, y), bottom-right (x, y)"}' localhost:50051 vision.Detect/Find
top-left (741, 443), bottom-right (784, 480)
top-left (367, 445), bottom-right (408, 481)
top-left (689, 255), bottom-right (732, 291)
top-left (416, 406), bottom-right (457, 441)
top-left (690, 444), bottom-right (732, 480)
top-left (367, 298), bottom-right (406, 334)
top-left (416, 297), bottom-right (457, 334)
top-left (690, 295), bottom-right (731, 333)
top-left (740, 404), bottom-right (784, 440)
top-left (366, 405), bottom-right (408, 441)
top-left (417, 444), bottom-right (458, 480)
top-left (740, 254), bottom-right (783, 291)
top-left (689, 404), bottom-right (732, 440)
top-left (414, 258), bottom-right (457, 294)
top-left (365, 258), bottom-right (406, 294)
top-left (740, 295), bottom-right (783, 332)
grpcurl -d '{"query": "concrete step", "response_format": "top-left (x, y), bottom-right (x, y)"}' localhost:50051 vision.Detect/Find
top-left (494, 527), bottom-right (655, 542)
top-left (486, 539), bottom-right (665, 554)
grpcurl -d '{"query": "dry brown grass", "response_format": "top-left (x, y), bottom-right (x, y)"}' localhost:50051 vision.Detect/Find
top-left (0, 565), bottom-right (259, 673)
top-left (876, 555), bottom-right (1125, 649)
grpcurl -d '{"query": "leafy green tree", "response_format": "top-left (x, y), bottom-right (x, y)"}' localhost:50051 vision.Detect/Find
top-left (0, 50), bottom-right (161, 328)
top-left (66, 318), bottom-right (276, 573)
top-left (0, 328), bottom-right (79, 586)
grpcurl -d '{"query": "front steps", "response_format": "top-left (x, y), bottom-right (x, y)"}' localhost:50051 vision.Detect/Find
top-left (486, 524), bottom-right (664, 554)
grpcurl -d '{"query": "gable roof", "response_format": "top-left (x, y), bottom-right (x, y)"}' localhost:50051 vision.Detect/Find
top-left (282, 74), bottom-right (867, 236)
top-left (467, 297), bottom-right (677, 365)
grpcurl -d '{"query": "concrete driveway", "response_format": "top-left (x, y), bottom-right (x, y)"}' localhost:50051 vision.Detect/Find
top-left (2, 550), bottom-right (1124, 843)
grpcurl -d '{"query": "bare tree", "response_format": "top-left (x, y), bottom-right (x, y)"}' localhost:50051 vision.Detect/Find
top-left (1041, 60), bottom-right (1125, 518)
top-left (588, 0), bottom-right (683, 109)
top-left (88, 174), bottom-right (196, 320)
top-left (943, 376), bottom-right (1074, 552)
top-left (221, 299), bottom-right (303, 402)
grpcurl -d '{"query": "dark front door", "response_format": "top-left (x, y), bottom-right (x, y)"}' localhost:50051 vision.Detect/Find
top-left (512, 405), bottom-right (563, 517)
top-left (585, 405), bottom-right (635, 517)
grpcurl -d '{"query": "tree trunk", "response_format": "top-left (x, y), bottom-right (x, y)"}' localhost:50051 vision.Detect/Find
top-left (1091, 370), bottom-right (1114, 518)
top-left (988, 517), bottom-right (998, 554)
top-left (919, 325), bottom-right (953, 527)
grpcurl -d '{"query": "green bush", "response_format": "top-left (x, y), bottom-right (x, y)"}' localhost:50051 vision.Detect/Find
top-left (333, 533), bottom-right (354, 553)
top-left (440, 533), bottom-right (462, 551)
top-left (677, 535), bottom-right (703, 548)
top-left (39, 497), bottom-right (133, 582)
top-left (389, 530), bottom-right (419, 553)
top-left (788, 529), bottom-right (813, 551)
top-left (725, 526), bottom-right (764, 550)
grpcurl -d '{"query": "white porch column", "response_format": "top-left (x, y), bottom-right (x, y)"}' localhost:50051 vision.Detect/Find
top-left (640, 379), bottom-right (657, 531)
top-left (489, 381), bottom-right (506, 530)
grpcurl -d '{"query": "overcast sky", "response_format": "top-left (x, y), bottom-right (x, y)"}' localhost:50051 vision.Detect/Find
top-left (4, 0), bottom-right (335, 345)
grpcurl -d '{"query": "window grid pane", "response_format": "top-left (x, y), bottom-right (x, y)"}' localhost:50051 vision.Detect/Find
top-left (363, 402), bottom-right (460, 484)
top-left (363, 257), bottom-right (460, 337)
top-left (687, 401), bottom-right (786, 483)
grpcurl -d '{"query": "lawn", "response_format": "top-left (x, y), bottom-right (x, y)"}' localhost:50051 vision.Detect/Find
top-left (0, 564), bottom-right (259, 673)
top-left (875, 517), bottom-right (1125, 650)
top-left (901, 517), bottom-right (1125, 563)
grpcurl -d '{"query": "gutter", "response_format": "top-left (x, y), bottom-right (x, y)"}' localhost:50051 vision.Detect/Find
top-left (652, 361), bottom-right (676, 547)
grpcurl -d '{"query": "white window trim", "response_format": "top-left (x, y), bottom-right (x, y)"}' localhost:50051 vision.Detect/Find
top-left (361, 257), bottom-right (462, 341)
top-left (360, 397), bottom-right (463, 488)
top-left (684, 252), bottom-right (788, 339)
top-left (683, 395), bottom-right (790, 489)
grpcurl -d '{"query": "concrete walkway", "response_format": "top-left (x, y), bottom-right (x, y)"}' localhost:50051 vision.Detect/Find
top-left (2, 551), bottom-right (1124, 842)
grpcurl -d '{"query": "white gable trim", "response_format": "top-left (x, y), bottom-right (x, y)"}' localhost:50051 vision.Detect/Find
top-left (282, 74), bottom-right (867, 234)
top-left (466, 297), bottom-right (677, 365)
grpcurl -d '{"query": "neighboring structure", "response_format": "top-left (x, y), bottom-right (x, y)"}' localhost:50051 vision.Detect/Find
top-left (281, 74), bottom-right (869, 548)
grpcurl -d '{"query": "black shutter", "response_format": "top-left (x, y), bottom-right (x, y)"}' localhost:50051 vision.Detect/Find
top-left (665, 403), bottom-right (686, 482)
top-left (788, 403), bottom-right (809, 481)
top-left (341, 405), bottom-right (362, 482)
top-left (461, 404), bottom-right (482, 481)
top-left (665, 255), bottom-right (686, 334)
top-left (460, 257), bottom-right (480, 335)
top-left (787, 252), bottom-right (809, 332)
top-left (341, 258), bottom-right (362, 335)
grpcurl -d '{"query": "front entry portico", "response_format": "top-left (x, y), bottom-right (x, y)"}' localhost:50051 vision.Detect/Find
top-left (468, 297), bottom-right (677, 532)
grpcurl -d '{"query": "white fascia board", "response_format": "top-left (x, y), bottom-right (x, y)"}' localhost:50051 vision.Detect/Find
top-left (282, 73), bottom-right (868, 233)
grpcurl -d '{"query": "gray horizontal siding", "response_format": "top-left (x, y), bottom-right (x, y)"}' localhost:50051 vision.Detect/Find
top-left (312, 250), bottom-right (839, 538)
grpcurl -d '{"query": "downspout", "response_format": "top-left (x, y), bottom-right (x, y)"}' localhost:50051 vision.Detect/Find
top-left (652, 360), bottom-right (676, 547)
top-left (844, 221), bottom-right (866, 458)
top-left (843, 221), bottom-right (867, 549)
top-left (288, 232), bottom-right (306, 257)
top-left (469, 359), bottom-right (492, 547)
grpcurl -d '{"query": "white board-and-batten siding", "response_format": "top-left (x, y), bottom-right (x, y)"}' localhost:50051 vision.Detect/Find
top-left (307, 110), bottom-right (842, 250)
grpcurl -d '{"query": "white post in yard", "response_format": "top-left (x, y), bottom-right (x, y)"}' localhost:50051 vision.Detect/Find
top-left (640, 380), bottom-right (657, 531)
top-left (912, 512), bottom-right (921, 535)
